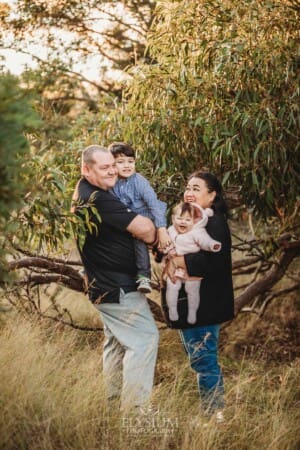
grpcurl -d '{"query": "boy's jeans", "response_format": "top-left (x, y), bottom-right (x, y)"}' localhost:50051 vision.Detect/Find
top-left (134, 238), bottom-right (151, 278)
top-left (96, 289), bottom-right (159, 411)
top-left (179, 324), bottom-right (224, 412)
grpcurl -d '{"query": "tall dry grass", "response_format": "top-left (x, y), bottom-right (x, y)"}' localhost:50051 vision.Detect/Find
top-left (0, 313), bottom-right (299, 450)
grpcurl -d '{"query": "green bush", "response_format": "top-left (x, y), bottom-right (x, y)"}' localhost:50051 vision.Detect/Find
top-left (122, 0), bottom-right (300, 225)
top-left (0, 74), bottom-right (41, 281)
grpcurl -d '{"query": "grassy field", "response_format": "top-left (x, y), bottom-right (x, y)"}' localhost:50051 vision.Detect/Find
top-left (0, 292), bottom-right (299, 450)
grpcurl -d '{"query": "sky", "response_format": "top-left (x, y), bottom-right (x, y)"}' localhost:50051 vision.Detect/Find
top-left (0, 0), bottom-right (137, 82)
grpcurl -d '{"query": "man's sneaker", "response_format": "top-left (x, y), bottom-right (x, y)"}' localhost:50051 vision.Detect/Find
top-left (137, 277), bottom-right (152, 294)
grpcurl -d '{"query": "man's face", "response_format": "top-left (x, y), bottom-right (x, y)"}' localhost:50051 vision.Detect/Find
top-left (82, 151), bottom-right (118, 190)
top-left (114, 153), bottom-right (136, 179)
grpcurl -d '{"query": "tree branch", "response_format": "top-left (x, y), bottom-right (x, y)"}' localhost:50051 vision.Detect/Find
top-left (13, 273), bottom-right (84, 292)
top-left (7, 257), bottom-right (166, 323)
top-left (232, 255), bottom-right (262, 270)
top-left (9, 257), bottom-right (82, 281)
top-left (11, 245), bottom-right (82, 266)
top-left (235, 245), bottom-right (300, 314)
top-left (241, 281), bottom-right (300, 316)
top-left (6, 237), bottom-right (300, 326)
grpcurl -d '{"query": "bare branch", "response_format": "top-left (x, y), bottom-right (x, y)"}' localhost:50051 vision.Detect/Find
top-left (12, 245), bottom-right (82, 266)
top-left (14, 273), bottom-right (84, 292)
top-left (235, 246), bottom-right (300, 314)
top-left (232, 255), bottom-right (262, 270)
top-left (9, 257), bottom-right (82, 280)
top-left (257, 282), bottom-right (300, 316)
top-left (241, 281), bottom-right (300, 316)
top-left (6, 257), bottom-right (166, 324)
top-left (1, 46), bottom-right (110, 92)
top-left (6, 237), bottom-right (300, 327)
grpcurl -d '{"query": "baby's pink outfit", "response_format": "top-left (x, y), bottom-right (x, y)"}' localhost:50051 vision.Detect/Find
top-left (166, 207), bottom-right (221, 324)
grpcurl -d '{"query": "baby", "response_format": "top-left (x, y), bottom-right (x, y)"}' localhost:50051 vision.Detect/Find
top-left (165, 202), bottom-right (221, 324)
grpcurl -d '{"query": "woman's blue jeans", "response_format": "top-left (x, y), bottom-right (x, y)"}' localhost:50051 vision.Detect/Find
top-left (179, 324), bottom-right (224, 412)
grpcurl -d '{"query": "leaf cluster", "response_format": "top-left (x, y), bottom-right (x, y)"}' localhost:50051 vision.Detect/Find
top-left (0, 74), bottom-right (41, 281)
top-left (122, 0), bottom-right (300, 228)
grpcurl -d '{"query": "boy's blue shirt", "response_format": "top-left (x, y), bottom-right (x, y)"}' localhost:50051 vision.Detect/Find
top-left (112, 172), bottom-right (167, 228)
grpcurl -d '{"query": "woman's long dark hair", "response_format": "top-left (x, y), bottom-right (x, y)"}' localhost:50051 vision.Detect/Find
top-left (188, 171), bottom-right (229, 218)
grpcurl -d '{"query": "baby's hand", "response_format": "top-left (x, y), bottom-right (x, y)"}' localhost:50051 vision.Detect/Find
top-left (174, 267), bottom-right (187, 279)
top-left (157, 227), bottom-right (172, 250)
top-left (167, 247), bottom-right (177, 256)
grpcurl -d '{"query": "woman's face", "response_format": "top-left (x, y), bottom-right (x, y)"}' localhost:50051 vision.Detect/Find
top-left (184, 177), bottom-right (216, 209)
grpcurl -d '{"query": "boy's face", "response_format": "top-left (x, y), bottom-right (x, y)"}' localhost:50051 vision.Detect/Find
top-left (114, 153), bottom-right (136, 179)
top-left (172, 211), bottom-right (196, 234)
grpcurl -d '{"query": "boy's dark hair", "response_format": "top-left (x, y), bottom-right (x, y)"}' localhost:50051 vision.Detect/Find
top-left (108, 142), bottom-right (135, 159)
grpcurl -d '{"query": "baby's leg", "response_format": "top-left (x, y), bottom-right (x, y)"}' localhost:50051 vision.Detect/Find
top-left (184, 280), bottom-right (202, 324)
top-left (166, 278), bottom-right (182, 321)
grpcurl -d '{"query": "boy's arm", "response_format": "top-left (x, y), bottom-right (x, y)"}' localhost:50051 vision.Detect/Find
top-left (138, 175), bottom-right (167, 227)
top-left (137, 174), bottom-right (171, 248)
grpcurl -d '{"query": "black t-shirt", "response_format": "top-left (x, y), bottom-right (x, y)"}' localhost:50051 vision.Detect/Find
top-left (76, 178), bottom-right (138, 303)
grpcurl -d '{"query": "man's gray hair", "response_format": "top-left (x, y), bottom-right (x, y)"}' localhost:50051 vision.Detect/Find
top-left (82, 144), bottom-right (109, 167)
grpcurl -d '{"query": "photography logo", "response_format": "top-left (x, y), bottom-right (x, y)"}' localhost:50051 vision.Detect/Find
top-left (121, 408), bottom-right (179, 436)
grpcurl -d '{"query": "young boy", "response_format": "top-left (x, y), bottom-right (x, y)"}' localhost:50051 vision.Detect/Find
top-left (109, 142), bottom-right (171, 293)
top-left (165, 202), bottom-right (221, 324)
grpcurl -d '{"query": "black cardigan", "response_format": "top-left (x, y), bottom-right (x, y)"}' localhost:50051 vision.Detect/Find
top-left (161, 213), bottom-right (235, 328)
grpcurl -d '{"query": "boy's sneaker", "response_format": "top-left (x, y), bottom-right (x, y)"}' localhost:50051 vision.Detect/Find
top-left (137, 277), bottom-right (152, 294)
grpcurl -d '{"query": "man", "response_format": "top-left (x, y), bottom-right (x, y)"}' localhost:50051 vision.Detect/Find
top-left (73, 145), bottom-right (159, 412)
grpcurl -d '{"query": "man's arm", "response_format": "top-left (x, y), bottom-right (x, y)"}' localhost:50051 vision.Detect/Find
top-left (92, 191), bottom-right (156, 243)
top-left (126, 215), bottom-right (156, 244)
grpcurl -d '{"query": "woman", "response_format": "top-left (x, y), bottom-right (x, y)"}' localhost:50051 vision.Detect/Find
top-left (164, 171), bottom-right (234, 422)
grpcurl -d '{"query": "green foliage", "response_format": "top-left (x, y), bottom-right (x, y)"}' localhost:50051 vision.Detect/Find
top-left (122, 0), bottom-right (300, 227)
top-left (0, 74), bottom-right (41, 281)
top-left (0, 75), bottom-right (98, 275)
top-left (3, 102), bottom-right (111, 259)
top-left (1, 0), bottom-right (299, 269)
top-left (0, 75), bottom-right (40, 219)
